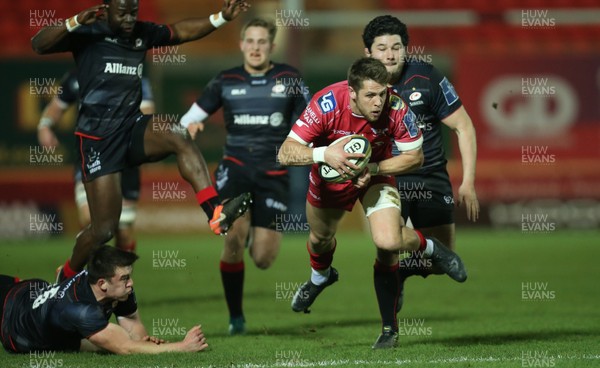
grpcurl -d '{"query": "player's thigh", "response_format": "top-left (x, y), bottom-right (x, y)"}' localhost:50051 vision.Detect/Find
top-left (361, 183), bottom-right (404, 251)
top-left (306, 201), bottom-right (345, 243)
top-left (127, 115), bottom-right (188, 164)
top-left (83, 173), bottom-right (122, 234)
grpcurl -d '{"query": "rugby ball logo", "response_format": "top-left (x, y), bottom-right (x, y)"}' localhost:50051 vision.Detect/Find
top-left (318, 135), bottom-right (372, 183)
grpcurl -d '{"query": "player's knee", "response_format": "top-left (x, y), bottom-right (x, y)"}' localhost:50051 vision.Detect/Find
top-left (373, 234), bottom-right (401, 252)
top-left (91, 222), bottom-right (118, 244)
top-left (252, 255), bottom-right (274, 270)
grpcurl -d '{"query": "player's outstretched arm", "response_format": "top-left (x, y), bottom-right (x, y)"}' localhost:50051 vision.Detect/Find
top-left (31, 5), bottom-right (108, 54)
top-left (87, 323), bottom-right (208, 354)
top-left (171, 0), bottom-right (250, 43)
top-left (442, 106), bottom-right (480, 222)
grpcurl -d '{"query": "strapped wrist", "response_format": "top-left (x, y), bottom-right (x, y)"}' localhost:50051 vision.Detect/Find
top-left (209, 12), bottom-right (228, 28)
top-left (38, 117), bottom-right (54, 130)
top-left (65, 15), bottom-right (81, 32)
top-left (312, 147), bottom-right (326, 164)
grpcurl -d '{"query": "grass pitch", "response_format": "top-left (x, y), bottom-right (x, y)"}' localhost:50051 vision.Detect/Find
top-left (1, 229), bottom-right (599, 367)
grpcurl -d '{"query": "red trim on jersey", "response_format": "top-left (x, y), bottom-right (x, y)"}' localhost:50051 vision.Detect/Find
top-left (220, 260), bottom-right (245, 273)
top-left (222, 74), bottom-right (246, 81)
top-left (223, 156), bottom-right (245, 166)
top-left (265, 169), bottom-right (288, 176)
top-left (403, 74), bottom-right (430, 85)
top-left (79, 136), bottom-right (86, 181)
top-left (8, 336), bottom-right (16, 352)
top-left (1, 284), bottom-right (27, 352)
top-left (74, 132), bottom-right (102, 140)
top-left (271, 71), bottom-right (298, 79)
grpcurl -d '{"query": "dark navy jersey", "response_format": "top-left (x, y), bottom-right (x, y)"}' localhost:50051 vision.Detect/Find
top-left (391, 61), bottom-right (463, 174)
top-left (196, 63), bottom-right (310, 170)
top-left (57, 70), bottom-right (153, 107)
top-left (52, 20), bottom-right (176, 137)
top-left (1, 271), bottom-right (137, 353)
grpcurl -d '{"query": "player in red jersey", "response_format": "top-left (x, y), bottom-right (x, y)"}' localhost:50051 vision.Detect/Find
top-left (278, 57), bottom-right (467, 349)
top-left (31, 0), bottom-right (252, 282)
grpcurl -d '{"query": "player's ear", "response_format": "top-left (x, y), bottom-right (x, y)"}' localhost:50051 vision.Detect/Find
top-left (364, 47), bottom-right (371, 57)
top-left (349, 86), bottom-right (357, 100)
top-left (239, 39), bottom-right (244, 52)
top-left (98, 278), bottom-right (108, 292)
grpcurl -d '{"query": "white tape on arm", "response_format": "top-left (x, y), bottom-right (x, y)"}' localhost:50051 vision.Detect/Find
top-left (180, 103), bottom-right (209, 128)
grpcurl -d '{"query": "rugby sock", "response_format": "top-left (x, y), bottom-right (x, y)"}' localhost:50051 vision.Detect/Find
top-left (62, 259), bottom-right (77, 279)
top-left (414, 230), bottom-right (434, 257)
top-left (308, 239), bottom-right (336, 286)
top-left (374, 260), bottom-right (400, 331)
top-left (220, 261), bottom-right (245, 318)
top-left (196, 186), bottom-right (221, 219)
top-left (119, 240), bottom-right (137, 253)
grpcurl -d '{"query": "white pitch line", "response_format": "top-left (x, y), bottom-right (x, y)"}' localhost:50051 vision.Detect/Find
top-left (220, 354), bottom-right (600, 368)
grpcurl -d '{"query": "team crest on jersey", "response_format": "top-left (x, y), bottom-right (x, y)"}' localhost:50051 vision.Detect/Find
top-left (439, 77), bottom-right (459, 106)
top-left (317, 90), bottom-right (336, 113)
top-left (402, 108), bottom-right (419, 138)
top-left (389, 94), bottom-right (404, 111)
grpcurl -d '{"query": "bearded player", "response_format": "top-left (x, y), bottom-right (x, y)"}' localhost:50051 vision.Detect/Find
top-left (278, 57), bottom-right (467, 348)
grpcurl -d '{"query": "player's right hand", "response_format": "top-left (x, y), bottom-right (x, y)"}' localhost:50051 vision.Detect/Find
top-left (76, 4), bottom-right (109, 25)
top-left (181, 325), bottom-right (208, 352)
top-left (37, 126), bottom-right (59, 147)
top-left (324, 136), bottom-right (365, 178)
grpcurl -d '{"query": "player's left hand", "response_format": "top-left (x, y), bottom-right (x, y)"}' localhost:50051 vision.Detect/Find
top-left (142, 335), bottom-right (167, 344)
top-left (186, 122), bottom-right (205, 140)
top-left (221, 0), bottom-right (251, 21)
top-left (352, 167), bottom-right (371, 189)
top-left (457, 183), bottom-right (479, 222)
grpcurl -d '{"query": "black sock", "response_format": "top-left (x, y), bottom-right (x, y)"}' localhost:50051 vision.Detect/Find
top-left (399, 255), bottom-right (433, 279)
top-left (196, 187), bottom-right (222, 219)
top-left (373, 261), bottom-right (401, 331)
top-left (220, 261), bottom-right (244, 318)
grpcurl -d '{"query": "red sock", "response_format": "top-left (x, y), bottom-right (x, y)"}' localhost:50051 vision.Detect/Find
top-left (196, 186), bottom-right (221, 219)
top-left (374, 259), bottom-right (399, 273)
top-left (62, 259), bottom-right (77, 278)
top-left (414, 230), bottom-right (426, 252)
top-left (120, 241), bottom-right (137, 253)
top-left (307, 239), bottom-right (337, 270)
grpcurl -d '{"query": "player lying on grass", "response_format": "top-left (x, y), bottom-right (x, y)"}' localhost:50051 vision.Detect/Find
top-left (0, 246), bottom-right (207, 354)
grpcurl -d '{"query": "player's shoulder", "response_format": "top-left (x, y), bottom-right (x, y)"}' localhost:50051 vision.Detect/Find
top-left (402, 60), bottom-right (436, 78)
top-left (217, 66), bottom-right (247, 81)
top-left (387, 88), bottom-right (407, 112)
top-left (311, 80), bottom-right (347, 114)
top-left (270, 62), bottom-right (302, 77)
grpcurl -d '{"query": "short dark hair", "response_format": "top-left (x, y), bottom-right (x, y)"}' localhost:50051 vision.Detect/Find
top-left (87, 245), bottom-right (139, 284)
top-left (347, 57), bottom-right (389, 91)
top-left (241, 18), bottom-right (277, 43)
top-left (362, 15), bottom-right (409, 51)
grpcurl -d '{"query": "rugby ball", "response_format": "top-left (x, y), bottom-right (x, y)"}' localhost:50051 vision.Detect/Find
top-left (318, 135), bottom-right (372, 183)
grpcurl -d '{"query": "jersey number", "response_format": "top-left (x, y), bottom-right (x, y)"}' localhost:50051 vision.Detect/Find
top-left (32, 285), bottom-right (60, 309)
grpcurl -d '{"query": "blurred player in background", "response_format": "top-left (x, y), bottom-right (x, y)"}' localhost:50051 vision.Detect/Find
top-left (31, 0), bottom-right (252, 282)
top-left (38, 69), bottom-right (156, 253)
top-left (0, 246), bottom-right (208, 354)
top-left (181, 18), bottom-right (310, 335)
top-left (278, 57), bottom-right (467, 348)
top-left (363, 15), bottom-right (479, 316)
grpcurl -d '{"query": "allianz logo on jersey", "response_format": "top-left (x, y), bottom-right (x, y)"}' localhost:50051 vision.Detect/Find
top-left (234, 113), bottom-right (284, 127)
top-left (104, 62), bottom-right (143, 78)
top-left (231, 88), bottom-right (246, 96)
